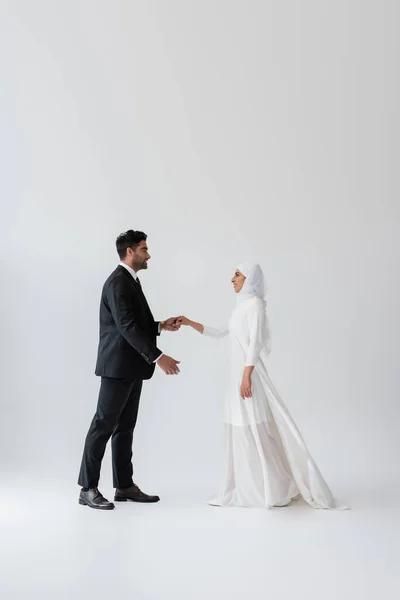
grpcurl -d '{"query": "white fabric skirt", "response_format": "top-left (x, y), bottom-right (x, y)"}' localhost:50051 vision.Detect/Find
top-left (209, 422), bottom-right (299, 508)
top-left (209, 361), bottom-right (348, 510)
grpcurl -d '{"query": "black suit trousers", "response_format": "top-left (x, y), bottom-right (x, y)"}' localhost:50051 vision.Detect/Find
top-left (78, 377), bottom-right (143, 489)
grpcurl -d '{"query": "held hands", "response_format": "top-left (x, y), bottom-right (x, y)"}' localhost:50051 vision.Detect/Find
top-left (161, 317), bottom-right (181, 332)
top-left (157, 315), bottom-right (198, 376)
top-left (176, 316), bottom-right (191, 327)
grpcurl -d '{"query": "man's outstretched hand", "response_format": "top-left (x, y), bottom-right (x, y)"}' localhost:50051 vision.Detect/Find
top-left (157, 354), bottom-right (180, 375)
top-left (161, 317), bottom-right (181, 332)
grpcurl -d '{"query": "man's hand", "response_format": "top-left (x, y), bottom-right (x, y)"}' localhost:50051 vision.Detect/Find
top-left (157, 354), bottom-right (181, 375)
top-left (240, 375), bottom-right (252, 399)
top-left (161, 317), bottom-right (181, 332)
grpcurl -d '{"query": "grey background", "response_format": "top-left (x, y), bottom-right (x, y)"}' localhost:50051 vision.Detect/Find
top-left (0, 0), bottom-right (399, 502)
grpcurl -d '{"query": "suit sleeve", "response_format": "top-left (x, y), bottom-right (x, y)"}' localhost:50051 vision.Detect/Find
top-left (107, 278), bottom-right (162, 364)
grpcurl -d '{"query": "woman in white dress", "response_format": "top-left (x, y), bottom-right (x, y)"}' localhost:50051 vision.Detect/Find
top-left (178, 263), bottom-right (345, 509)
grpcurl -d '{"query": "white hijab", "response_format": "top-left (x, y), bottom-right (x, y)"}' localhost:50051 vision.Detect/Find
top-left (236, 262), bottom-right (271, 354)
top-left (236, 262), bottom-right (266, 304)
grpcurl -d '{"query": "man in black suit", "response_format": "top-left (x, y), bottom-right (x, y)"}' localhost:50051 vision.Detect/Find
top-left (78, 230), bottom-right (181, 510)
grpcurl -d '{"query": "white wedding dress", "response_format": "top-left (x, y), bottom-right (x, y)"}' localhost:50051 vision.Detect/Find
top-left (203, 264), bottom-right (345, 510)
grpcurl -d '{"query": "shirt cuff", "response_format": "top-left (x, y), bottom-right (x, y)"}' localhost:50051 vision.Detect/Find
top-left (154, 353), bottom-right (164, 363)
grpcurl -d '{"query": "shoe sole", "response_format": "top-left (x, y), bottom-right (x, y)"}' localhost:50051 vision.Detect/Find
top-left (114, 496), bottom-right (160, 503)
top-left (79, 499), bottom-right (115, 510)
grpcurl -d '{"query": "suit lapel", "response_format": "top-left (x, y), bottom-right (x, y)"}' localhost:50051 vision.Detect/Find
top-left (133, 279), bottom-right (154, 320)
top-left (118, 266), bottom-right (154, 320)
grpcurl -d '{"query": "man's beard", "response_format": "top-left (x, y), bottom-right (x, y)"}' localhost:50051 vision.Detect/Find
top-left (134, 260), bottom-right (147, 271)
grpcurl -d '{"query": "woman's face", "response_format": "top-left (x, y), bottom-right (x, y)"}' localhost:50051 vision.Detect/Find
top-left (232, 269), bottom-right (246, 293)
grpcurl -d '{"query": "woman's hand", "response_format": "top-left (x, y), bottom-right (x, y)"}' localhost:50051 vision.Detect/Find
top-left (177, 316), bottom-right (191, 326)
top-left (240, 375), bottom-right (252, 399)
top-left (177, 316), bottom-right (204, 334)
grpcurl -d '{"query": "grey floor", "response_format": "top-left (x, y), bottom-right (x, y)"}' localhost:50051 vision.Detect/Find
top-left (1, 477), bottom-right (397, 599)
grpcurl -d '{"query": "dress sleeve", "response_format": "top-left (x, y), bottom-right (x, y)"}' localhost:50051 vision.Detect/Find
top-left (245, 302), bottom-right (265, 366)
top-left (202, 323), bottom-right (229, 339)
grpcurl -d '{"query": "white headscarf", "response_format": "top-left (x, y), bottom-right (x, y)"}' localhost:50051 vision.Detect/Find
top-left (236, 262), bottom-right (266, 304)
top-left (236, 262), bottom-right (271, 354)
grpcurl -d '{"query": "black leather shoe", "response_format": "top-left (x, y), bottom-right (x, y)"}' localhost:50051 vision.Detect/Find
top-left (79, 488), bottom-right (115, 510)
top-left (114, 484), bottom-right (160, 503)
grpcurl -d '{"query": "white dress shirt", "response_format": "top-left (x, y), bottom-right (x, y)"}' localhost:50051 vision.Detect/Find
top-left (119, 262), bottom-right (163, 362)
top-left (119, 261), bottom-right (138, 280)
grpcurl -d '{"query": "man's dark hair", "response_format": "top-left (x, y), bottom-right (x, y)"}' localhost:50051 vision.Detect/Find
top-left (116, 230), bottom-right (147, 259)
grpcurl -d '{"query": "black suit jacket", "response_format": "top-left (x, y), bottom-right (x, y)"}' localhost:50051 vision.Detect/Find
top-left (95, 266), bottom-right (162, 380)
